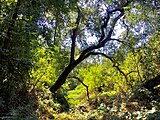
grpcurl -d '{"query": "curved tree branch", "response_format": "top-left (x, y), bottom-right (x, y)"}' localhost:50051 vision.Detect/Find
top-left (67, 76), bottom-right (89, 100)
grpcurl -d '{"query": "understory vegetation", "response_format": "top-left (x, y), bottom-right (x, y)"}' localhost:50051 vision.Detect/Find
top-left (0, 0), bottom-right (160, 119)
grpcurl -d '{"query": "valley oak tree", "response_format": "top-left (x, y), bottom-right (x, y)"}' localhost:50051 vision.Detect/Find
top-left (50, 0), bottom-right (131, 93)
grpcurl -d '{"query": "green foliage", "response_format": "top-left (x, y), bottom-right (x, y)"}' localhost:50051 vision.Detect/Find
top-left (140, 32), bottom-right (160, 78)
top-left (30, 47), bottom-right (57, 88)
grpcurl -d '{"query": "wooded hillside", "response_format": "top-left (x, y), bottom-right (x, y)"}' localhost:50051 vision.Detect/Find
top-left (0, 0), bottom-right (160, 119)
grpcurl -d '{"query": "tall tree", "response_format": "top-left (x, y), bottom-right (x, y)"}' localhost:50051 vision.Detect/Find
top-left (50, 0), bottom-right (159, 93)
top-left (50, 0), bottom-right (131, 93)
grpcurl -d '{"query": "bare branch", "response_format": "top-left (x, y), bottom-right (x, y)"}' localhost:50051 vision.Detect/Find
top-left (89, 52), bottom-right (114, 62)
top-left (67, 76), bottom-right (89, 100)
top-left (109, 38), bottom-right (124, 43)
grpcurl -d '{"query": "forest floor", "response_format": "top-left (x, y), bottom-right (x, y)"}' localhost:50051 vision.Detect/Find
top-left (35, 87), bottom-right (160, 120)
top-left (0, 86), bottom-right (160, 120)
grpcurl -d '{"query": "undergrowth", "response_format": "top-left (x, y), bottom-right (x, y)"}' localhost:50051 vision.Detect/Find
top-left (0, 84), bottom-right (160, 120)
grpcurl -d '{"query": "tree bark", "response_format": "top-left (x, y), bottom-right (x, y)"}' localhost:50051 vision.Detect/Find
top-left (50, 64), bottom-right (74, 93)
